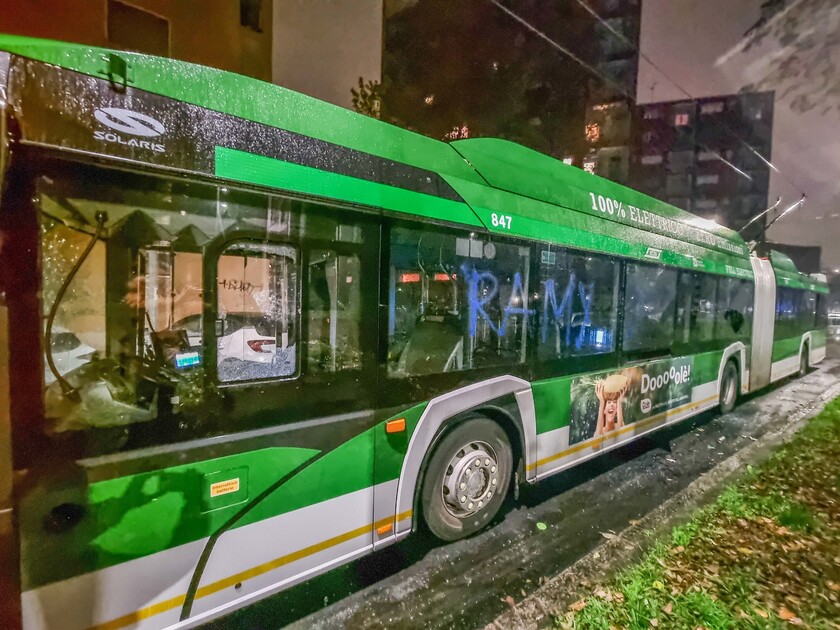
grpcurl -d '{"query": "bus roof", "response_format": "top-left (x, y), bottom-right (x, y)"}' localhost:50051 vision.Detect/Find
top-left (769, 250), bottom-right (829, 293)
top-left (0, 34), bottom-right (753, 277)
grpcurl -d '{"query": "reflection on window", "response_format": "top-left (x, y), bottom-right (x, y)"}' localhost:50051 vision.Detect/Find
top-left (537, 248), bottom-right (618, 360)
top-left (388, 226), bottom-right (531, 377)
top-left (216, 242), bottom-right (298, 382)
top-left (623, 264), bottom-right (677, 353)
top-left (306, 250), bottom-right (362, 372)
top-left (41, 217), bottom-right (106, 385)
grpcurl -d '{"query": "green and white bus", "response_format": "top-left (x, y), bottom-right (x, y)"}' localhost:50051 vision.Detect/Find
top-left (0, 36), bottom-right (828, 630)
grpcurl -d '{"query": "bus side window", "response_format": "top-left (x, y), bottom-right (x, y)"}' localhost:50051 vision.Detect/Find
top-left (537, 248), bottom-right (618, 360)
top-left (622, 263), bottom-right (678, 354)
top-left (715, 277), bottom-right (753, 342)
top-left (387, 224), bottom-right (532, 377)
top-left (305, 250), bottom-right (362, 372)
top-left (215, 241), bottom-right (298, 383)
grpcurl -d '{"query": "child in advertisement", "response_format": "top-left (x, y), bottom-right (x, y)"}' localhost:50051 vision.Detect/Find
top-left (594, 374), bottom-right (628, 436)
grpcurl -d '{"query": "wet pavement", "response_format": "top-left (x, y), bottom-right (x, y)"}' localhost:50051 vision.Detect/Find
top-left (210, 344), bottom-right (840, 630)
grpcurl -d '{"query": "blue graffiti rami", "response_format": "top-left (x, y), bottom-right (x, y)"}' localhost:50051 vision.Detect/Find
top-left (463, 266), bottom-right (534, 337)
top-left (463, 265), bottom-right (595, 348)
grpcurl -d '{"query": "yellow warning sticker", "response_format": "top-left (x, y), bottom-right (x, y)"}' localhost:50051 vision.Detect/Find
top-left (210, 478), bottom-right (240, 498)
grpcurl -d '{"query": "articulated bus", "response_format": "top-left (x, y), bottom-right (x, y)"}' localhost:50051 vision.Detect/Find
top-left (0, 36), bottom-right (828, 630)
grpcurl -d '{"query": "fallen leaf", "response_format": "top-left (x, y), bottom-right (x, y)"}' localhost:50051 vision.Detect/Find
top-left (754, 608), bottom-right (769, 619)
top-left (650, 619), bottom-right (659, 627)
top-left (737, 547), bottom-right (753, 555)
top-left (601, 531), bottom-right (618, 540)
top-left (501, 595), bottom-right (515, 609)
top-left (569, 599), bottom-right (587, 612)
top-left (778, 607), bottom-right (798, 621)
top-left (739, 609), bottom-right (751, 619)
top-left (652, 580), bottom-right (665, 591)
top-left (827, 580), bottom-right (840, 592)
top-left (662, 602), bottom-right (673, 614)
top-left (629, 519), bottom-right (641, 526)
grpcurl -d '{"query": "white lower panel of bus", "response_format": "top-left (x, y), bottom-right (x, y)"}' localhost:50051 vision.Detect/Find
top-left (770, 355), bottom-right (802, 382)
top-left (22, 482), bottom-right (384, 630)
top-left (533, 381), bottom-right (720, 480)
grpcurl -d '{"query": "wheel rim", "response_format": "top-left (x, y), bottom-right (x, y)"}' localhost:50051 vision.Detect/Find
top-left (441, 440), bottom-right (499, 518)
top-left (723, 371), bottom-right (737, 408)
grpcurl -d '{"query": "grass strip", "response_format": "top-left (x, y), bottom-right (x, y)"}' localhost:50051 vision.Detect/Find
top-left (557, 396), bottom-right (840, 629)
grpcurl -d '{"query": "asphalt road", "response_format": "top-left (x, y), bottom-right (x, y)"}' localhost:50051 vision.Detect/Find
top-left (210, 342), bottom-right (840, 630)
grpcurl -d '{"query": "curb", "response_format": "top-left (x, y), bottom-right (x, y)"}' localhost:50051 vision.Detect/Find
top-left (484, 377), bottom-right (840, 630)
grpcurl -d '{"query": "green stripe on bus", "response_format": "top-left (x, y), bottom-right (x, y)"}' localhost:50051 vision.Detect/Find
top-left (0, 36), bottom-right (485, 187)
top-left (214, 147), bottom-right (483, 227)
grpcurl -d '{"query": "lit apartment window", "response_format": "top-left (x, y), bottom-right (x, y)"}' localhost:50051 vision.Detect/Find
top-left (700, 101), bottom-right (725, 115)
top-left (108, 1), bottom-right (169, 56)
top-left (241, 0), bottom-right (262, 31)
top-left (585, 123), bottom-right (601, 143)
top-left (696, 174), bottom-right (720, 186)
top-left (674, 113), bottom-right (690, 126)
top-left (695, 199), bottom-right (718, 210)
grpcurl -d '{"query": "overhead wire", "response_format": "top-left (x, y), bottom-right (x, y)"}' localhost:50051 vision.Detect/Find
top-left (487, 0), bottom-right (806, 199)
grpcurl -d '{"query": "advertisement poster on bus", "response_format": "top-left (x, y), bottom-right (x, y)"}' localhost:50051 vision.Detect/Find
top-left (568, 357), bottom-right (694, 445)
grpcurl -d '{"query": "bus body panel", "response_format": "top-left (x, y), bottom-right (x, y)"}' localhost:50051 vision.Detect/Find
top-left (749, 256), bottom-right (775, 391)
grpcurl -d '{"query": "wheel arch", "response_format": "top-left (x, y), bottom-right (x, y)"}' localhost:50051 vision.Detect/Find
top-left (393, 375), bottom-right (536, 539)
top-left (800, 332), bottom-right (812, 367)
top-left (718, 342), bottom-right (747, 395)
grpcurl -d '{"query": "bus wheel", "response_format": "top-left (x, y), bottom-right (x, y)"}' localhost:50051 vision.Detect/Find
top-left (799, 347), bottom-right (809, 377)
top-left (719, 361), bottom-right (739, 415)
top-left (421, 417), bottom-right (513, 542)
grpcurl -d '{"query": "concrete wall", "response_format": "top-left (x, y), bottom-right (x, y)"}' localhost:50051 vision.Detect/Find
top-left (0, 0), bottom-right (272, 81)
top-left (272, 0), bottom-right (382, 108)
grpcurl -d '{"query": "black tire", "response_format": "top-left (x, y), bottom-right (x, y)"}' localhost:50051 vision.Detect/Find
top-left (420, 417), bottom-right (513, 542)
top-left (719, 360), bottom-right (739, 415)
top-left (799, 346), bottom-right (809, 377)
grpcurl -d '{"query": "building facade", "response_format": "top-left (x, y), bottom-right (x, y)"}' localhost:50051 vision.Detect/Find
top-left (380, 0), bottom-right (640, 176)
top-left (631, 91), bottom-right (775, 241)
top-left (0, 0), bottom-right (272, 81)
top-left (580, 0), bottom-right (641, 184)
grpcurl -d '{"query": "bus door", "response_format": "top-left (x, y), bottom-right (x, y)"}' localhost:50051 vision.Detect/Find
top-left (187, 205), bottom-right (381, 618)
top-left (749, 256), bottom-right (775, 391)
